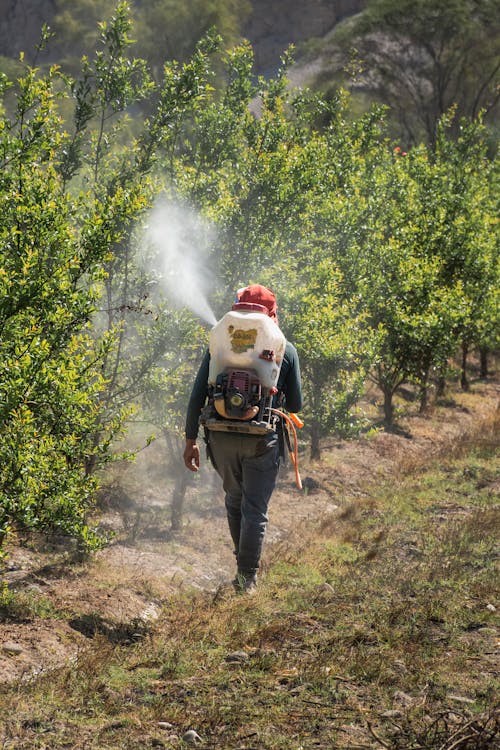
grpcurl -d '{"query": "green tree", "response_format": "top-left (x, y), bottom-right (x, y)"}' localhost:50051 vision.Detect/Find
top-left (431, 117), bottom-right (500, 389)
top-left (330, 0), bottom-right (500, 145)
top-left (175, 45), bottom-right (326, 298)
top-left (328, 114), bottom-right (498, 422)
top-left (141, 308), bottom-right (208, 530)
top-left (285, 259), bottom-right (375, 459)
top-left (311, 118), bottom-right (466, 425)
top-left (0, 4), bottom-right (217, 555)
top-left (0, 64), bottom-right (115, 553)
top-left (354, 146), bottom-right (467, 423)
top-left (59, 5), bottom-right (218, 473)
top-left (278, 93), bottom-right (386, 453)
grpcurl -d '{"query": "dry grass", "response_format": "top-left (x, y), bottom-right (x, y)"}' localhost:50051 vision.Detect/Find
top-left (1, 431), bottom-right (498, 749)
top-left (1, 375), bottom-right (498, 749)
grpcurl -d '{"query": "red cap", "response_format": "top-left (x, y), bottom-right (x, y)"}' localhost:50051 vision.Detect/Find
top-left (237, 284), bottom-right (278, 320)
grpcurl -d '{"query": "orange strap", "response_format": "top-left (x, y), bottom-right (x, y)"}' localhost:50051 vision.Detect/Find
top-left (271, 409), bottom-right (303, 490)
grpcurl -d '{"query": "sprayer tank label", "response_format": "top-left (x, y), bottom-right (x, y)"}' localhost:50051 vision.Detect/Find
top-left (228, 327), bottom-right (257, 353)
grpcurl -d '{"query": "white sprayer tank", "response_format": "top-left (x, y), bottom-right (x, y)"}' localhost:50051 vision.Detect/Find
top-left (208, 303), bottom-right (286, 390)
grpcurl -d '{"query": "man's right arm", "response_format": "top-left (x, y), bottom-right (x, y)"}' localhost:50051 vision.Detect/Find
top-left (183, 439), bottom-right (200, 472)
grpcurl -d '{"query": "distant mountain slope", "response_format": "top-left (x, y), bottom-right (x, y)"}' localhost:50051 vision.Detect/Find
top-left (243, 0), bottom-right (366, 74)
top-left (0, 0), bottom-right (57, 60)
top-left (0, 0), bottom-right (365, 75)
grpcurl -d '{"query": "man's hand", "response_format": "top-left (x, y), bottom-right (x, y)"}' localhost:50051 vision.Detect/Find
top-left (183, 439), bottom-right (200, 471)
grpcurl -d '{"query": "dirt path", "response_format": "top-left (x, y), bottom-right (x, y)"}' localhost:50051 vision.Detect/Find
top-left (1, 379), bottom-right (498, 684)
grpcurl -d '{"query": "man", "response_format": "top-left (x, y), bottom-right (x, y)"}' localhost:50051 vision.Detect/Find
top-left (183, 284), bottom-right (302, 593)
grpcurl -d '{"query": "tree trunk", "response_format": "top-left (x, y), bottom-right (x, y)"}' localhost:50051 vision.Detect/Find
top-left (419, 383), bottom-right (429, 413)
top-left (419, 366), bottom-right (430, 413)
top-left (383, 387), bottom-right (394, 426)
top-left (461, 341), bottom-right (470, 391)
top-left (480, 346), bottom-right (488, 379)
top-left (164, 430), bottom-right (189, 531)
top-left (310, 421), bottom-right (321, 461)
top-left (171, 472), bottom-right (189, 531)
top-left (436, 373), bottom-right (446, 398)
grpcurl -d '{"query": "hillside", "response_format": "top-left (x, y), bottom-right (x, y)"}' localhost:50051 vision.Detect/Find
top-left (0, 0), bottom-right (365, 74)
top-left (0, 374), bottom-right (498, 747)
top-left (243, 0), bottom-right (366, 74)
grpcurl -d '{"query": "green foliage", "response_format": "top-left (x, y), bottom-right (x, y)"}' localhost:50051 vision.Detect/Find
top-left (175, 45), bottom-right (316, 295)
top-left (57, 4), bottom-right (218, 460)
top-left (0, 5), bottom-right (217, 552)
top-left (0, 63), bottom-right (110, 550)
top-left (286, 259), bottom-right (376, 457)
top-left (432, 118), bottom-right (499, 354)
top-left (312, 113), bottom-right (500, 423)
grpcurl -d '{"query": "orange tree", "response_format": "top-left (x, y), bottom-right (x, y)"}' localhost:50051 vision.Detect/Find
top-left (0, 5), bottom-right (216, 555)
top-left (429, 117), bottom-right (499, 390)
top-left (354, 142), bottom-right (467, 421)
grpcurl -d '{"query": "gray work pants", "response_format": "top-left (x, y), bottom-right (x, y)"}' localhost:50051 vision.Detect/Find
top-left (208, 431), bottom-right (280, 574)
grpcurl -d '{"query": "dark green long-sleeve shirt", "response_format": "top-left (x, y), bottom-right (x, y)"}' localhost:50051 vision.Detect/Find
top-left (185, 341), bottom-right (303, 440)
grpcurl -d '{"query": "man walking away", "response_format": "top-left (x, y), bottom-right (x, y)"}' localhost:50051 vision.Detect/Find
top-left (183, 284), bottom-right (302, 593)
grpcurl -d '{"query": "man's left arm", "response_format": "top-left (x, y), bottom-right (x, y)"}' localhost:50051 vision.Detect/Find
top-left (281, 343), bottom-right (303, 413)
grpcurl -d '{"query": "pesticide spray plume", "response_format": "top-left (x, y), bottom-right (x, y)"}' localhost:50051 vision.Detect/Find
top-left (141, 196), bottom-right (217, 326)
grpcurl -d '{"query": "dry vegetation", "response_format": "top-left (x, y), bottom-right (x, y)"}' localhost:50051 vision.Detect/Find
top-left (0, 375), bottom-right (498, 749)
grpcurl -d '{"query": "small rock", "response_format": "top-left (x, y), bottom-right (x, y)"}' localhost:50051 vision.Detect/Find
top-left (182, 729), bottom-right (202, 744)
top-left (27, 584), bottom-right (44, 594)
top-left (486, 603), bottom-right (496, 612)
top-left (225, 650), bottom-right (249, 663)
top-left (393, 690), bottom-right (414, 706)
top-left (449, 694), bottom-right (475, 704)
top-left (316, 583), bottom-right (334, 593)
top-left (141, 603), bottom-right (160, 622)
top-left (151, 740), bottom-right (165, 748)
top-left (382, 709), bottom-right (402, 718)
top-left (158, 722), bottom-right (174, 730)
top-left (2, 642), bottom-right (24, 655)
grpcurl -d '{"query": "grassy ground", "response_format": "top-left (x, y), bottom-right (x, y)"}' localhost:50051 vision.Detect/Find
top-left (0, 411), bottom-right (498, 749)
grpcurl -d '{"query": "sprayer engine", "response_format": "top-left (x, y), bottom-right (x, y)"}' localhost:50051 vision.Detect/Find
top-left (213, 369), bottom-right (262, 420)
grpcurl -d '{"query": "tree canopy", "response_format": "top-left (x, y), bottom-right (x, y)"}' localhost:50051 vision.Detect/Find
top-left (0, 3), bottom-right (497, 552)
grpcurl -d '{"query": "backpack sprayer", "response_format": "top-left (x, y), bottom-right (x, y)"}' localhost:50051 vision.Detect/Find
top-left (200, 301), bottom-right (303, 489)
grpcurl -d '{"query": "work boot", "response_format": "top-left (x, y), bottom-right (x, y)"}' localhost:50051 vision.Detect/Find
top-left (232, 570), bottom-right (257, 594)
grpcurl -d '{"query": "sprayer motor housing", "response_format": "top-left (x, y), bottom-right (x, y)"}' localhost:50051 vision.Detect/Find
top-left (214, 369), bottom-right (262, 418)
